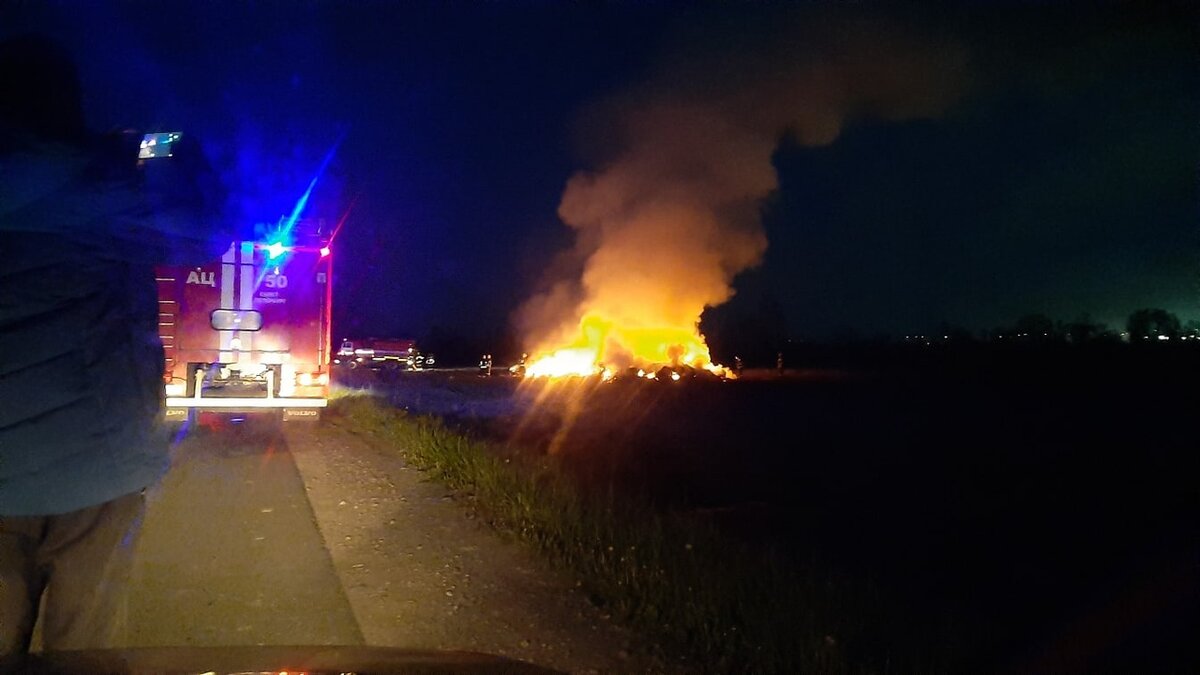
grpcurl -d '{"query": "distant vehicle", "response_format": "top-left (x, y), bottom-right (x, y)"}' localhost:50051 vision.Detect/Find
top-left (156, 218), bottom-right (333, 423)
top-left (336, 337), bottom-right (436, 371)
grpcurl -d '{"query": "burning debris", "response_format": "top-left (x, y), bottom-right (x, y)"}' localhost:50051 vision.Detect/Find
top-left (518, 316), bottom-right (735, 380)
top-left (515, 11), bottom-right (967, 380)
top-left (514, 358), bottom-right (726, 385)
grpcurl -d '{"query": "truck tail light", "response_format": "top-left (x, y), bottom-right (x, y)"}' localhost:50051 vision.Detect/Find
top-left (296, 372), bottom-right (329, 387)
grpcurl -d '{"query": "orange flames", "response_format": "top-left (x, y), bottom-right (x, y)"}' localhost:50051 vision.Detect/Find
top-left (523, 314), bottom-right (732, 380)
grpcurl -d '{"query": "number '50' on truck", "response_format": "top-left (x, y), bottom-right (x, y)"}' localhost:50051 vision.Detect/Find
top-left (155, 218), bottom-right (332, 423)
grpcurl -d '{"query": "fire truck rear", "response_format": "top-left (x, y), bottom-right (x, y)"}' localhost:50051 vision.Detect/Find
top-left (156, 219), bottom-right (332, 422)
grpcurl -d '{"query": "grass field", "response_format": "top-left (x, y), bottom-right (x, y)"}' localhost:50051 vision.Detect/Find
top-left (331, 348), bottom-right (1198, 673)
top-left (327, 393), bottom-right (856, 673)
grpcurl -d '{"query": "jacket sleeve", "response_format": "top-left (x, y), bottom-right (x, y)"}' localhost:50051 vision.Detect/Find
top-left (0, 133), bottom-right (233, 265)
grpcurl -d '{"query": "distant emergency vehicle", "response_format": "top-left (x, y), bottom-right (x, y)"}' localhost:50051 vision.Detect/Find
top-left (335, 337), bottom-right (435, 371)
top-left (156, 218), bottom-right (332, 422)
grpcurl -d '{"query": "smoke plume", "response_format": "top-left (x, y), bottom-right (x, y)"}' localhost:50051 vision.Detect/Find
top-left (517, 11), bottom-right (968, 369)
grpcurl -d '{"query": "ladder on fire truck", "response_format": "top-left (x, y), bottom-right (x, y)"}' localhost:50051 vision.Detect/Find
top-left (156, 273), bottom-right (179, 382)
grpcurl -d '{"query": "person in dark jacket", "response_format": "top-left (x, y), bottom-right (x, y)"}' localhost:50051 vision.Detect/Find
top-left (0, 35), bottom-right (231, 664)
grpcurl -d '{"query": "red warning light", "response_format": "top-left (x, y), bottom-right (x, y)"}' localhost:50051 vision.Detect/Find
top-left (319, 246), bottom-right (331, 257)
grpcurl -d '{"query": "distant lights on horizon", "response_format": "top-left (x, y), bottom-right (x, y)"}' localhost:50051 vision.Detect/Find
top-left (898, 330), bottom-right (1193, 342)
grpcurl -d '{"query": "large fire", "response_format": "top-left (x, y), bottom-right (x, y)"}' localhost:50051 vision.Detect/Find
top-left (522, 314), bottom-right (731, 380)
top-left (511, 17), bottom-right (965, 385)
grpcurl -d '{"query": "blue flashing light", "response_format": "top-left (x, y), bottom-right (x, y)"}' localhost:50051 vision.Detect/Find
top-left (251, 136), bottom-right (343, 292)
top-left (274, 137), bottom-right (343, 248)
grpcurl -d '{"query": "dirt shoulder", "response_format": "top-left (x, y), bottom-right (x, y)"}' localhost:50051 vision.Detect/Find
top-left (286, 421), bottom-right (672, 674)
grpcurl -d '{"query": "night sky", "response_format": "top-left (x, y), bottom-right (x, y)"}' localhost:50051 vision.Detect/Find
top-left (4, 2), bottom-right (1197, 351)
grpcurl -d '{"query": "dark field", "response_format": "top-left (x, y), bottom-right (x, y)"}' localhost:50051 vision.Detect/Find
top-left (338, 348), bottom-right (1198, 672)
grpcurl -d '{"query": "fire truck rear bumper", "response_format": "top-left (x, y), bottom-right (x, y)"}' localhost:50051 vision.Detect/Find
top-left (166, 397), bottom-right (327, 407)
top-left (164, 397), bottom-right (327, 421)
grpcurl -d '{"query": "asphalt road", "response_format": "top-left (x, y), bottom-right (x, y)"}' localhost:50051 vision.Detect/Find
top-left (114, 417), bottom-right (667, 674)
top-left (126, 422), bottom-right (363, 647)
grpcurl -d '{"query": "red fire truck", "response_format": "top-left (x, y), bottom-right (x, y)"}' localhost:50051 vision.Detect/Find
top-left (156, 218), bottom-right (332, 422)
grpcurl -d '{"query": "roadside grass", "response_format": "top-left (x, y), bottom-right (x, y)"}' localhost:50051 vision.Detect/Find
top-left (325, 392), bottom-right (860, 674)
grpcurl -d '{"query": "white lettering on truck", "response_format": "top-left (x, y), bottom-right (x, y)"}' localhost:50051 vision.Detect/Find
top-left (186, 269), bottom-right (216, 287)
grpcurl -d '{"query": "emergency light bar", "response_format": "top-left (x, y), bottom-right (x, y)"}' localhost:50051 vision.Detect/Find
top-left (250, 243), bottom-right (330, 256)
